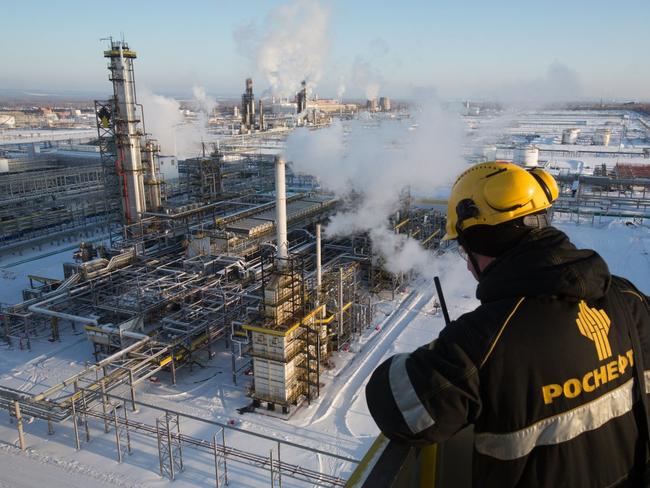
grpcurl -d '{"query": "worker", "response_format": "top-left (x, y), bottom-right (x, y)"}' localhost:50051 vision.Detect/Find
top-left (366, 161), bottom-right (650, 487)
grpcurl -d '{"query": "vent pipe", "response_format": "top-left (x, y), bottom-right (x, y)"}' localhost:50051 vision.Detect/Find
top-left (275, 156), bottom-right (288, 265)
top-left (316, 223), bottom-right (322, 290)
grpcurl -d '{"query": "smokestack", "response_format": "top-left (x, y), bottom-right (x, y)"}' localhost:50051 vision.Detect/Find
top-left (259, 99), bottom-right (265, 130)
top-left (297, 80), bottom-right (307, 114)
top-left (275, 156), bottom-right (288, 265)
top-left (316, 222), bottom-right (325, 318)
top-left (316, 223), bottom-right (322, 290)
top-left (241, 77), bottom-right (255, 131)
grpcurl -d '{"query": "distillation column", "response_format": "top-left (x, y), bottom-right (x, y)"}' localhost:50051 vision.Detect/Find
top-left (142, 140), bottom-right (162, 210)
top-left (241, 78), bottom-right (255, 132)
top-left (104, 40), bottom-right (146, 223)
top-left (296, 80), bottom-right (307, 114)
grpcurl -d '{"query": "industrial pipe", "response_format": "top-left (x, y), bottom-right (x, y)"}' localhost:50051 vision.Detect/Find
top-left (31, 334), bottom-right (150, 402)
top-left (28, 294), bottom-right (99, 326)
top-left (275, 156), bottom-right (288, 265)
top-left (316, 223), bottom-right (322, 290)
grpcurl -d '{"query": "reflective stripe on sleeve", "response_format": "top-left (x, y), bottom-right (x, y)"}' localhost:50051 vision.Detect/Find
top-left (388, 353), bottom-right (435, 434)
top-left (475, 378), bottom-right (635, 461)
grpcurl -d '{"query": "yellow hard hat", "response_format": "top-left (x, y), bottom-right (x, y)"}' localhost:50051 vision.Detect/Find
top-left (443, 161), bottom-right (559, 241)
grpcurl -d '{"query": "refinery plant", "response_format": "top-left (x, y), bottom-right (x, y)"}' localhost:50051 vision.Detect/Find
top-left (1, 32), bottom-right (650, 488)
top-left (0, 39), bottom-right (446, 487)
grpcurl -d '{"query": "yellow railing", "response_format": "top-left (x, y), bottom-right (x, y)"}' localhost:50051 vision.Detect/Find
top-left (345, 427), bottom-right (473, 488)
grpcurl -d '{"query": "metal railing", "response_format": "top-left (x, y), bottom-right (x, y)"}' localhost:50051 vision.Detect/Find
top-left (346, 427), bottom-right (474, 488)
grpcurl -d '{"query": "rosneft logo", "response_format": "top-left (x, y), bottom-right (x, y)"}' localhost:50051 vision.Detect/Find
top-left (576, 300), bottom-right (612, 361)
top-left (541, 301), bottom-right (628, 405)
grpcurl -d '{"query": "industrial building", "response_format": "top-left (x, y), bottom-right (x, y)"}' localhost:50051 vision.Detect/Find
top-left (0, 147), bottom-right (116, 251)
top-left (0, 39), bottom-right (447, 487)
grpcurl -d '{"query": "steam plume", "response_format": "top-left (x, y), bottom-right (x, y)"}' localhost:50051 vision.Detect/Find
top-left (233, 0), bottom-right (330, 98)
top-left (139, 86), bottom-right (215, 158)
top-left (285, 98), bottom-right (464, 277)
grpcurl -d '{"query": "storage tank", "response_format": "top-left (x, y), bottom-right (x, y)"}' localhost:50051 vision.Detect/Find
top-left (593, 128), bottom-right (611, 146)
top-left (513, 145), bottom-right (539, 167)
top-left (562, 128), bottom-right (580, 144)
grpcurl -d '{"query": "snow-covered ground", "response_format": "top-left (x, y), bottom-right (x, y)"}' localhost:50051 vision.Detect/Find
top-left (555, 219), bottom-right (650, 294)
top-left (0, 228), bottom-right (113, 306)
top-left (0, 219), bottom-right (648, 486)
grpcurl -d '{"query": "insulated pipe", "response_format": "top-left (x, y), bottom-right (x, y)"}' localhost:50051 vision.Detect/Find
top-left (28, 295), bottom-right (99, 326)
top-left (275, 156), bottom-right (288, 265)
top-left (316, 223), bottom-right (326, 318)
top-left (316, 223), bottom-right (322, 290)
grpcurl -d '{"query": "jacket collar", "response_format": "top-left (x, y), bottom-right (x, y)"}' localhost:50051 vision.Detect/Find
top-left (476, 227), bottom-right (611, 303)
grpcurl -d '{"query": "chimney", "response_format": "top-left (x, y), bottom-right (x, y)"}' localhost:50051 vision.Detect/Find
top-left (316, 223), bottom-right (322, 291)
top-left (275, 156), bottom-right (288, 265)
top-left (259, 99), bottom-right (265, 130)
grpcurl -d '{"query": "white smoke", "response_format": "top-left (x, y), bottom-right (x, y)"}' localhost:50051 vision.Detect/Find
top-left (475, 61), bottom-right (583, 107)
top-left (352, 56), bottom-right (382, 101)
top-left (139, 89), bottom-right (183, 155)
top-left (285, 98), bottom-right (464, 277)
top-left (139, 86), bottom-right (216, 159)
top-left (192, 85), bottom-right (217, 116)
top-left (233, 0), bottom-right (330, 98)
top-left (466, 61), bottom-right (585, 158)
top-left (351, 38), bottom-right (389, 100)
top-left (336, 76), bottom-right (346, 101)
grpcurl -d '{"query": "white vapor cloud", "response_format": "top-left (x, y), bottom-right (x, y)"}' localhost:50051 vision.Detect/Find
top-left (285, 97), bottom-right (464, 277)
top-left (476, 61), bottom-right (584, 107)
top-left (139, 86), bottom-right (216, 159)
top-left (233, 0), bottom-right (330, 98)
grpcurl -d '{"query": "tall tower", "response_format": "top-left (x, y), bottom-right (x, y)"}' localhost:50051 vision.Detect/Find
top-left (296, 80), bottom-right (307, 114)
top-left (142, 140), bottom-right (163, 210)
top-left (104, 40), bottom-right (146, 223)
top-left (258, 99), bottom-right (265, 131)
top-left (241, 78), bottom-right (255, 132)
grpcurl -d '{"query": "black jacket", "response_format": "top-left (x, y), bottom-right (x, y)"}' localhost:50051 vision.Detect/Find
top-left (366, 227), bottom-right (650, 487)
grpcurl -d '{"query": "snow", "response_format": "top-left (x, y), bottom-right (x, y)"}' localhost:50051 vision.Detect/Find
top-left (0, 219), bottom-right (647, 486)
top-left (0, 332), bottom-right (92, 397)
top-left (0, 273), bottom-right (471, 487)
top-left (0, 228), bottom-right (112, 306)
top-left (0, 444), bottom-right (127, 488)
top-left (555, 219), bottom-right (650, 294)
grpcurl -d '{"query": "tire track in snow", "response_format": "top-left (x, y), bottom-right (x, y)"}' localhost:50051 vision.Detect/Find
top-left (301, 286), bottom-right (435, 440)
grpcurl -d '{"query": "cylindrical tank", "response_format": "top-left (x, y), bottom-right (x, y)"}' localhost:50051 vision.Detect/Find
top-left (562, 128), bottom-right (580, 144)
top-left (513, 146), bottom-right (539, 167)
top-left (593, 128), bottom-right (611, 146)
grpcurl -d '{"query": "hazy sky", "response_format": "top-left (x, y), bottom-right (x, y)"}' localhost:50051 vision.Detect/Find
top-left (2, 0), bottom-right (649, 101)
